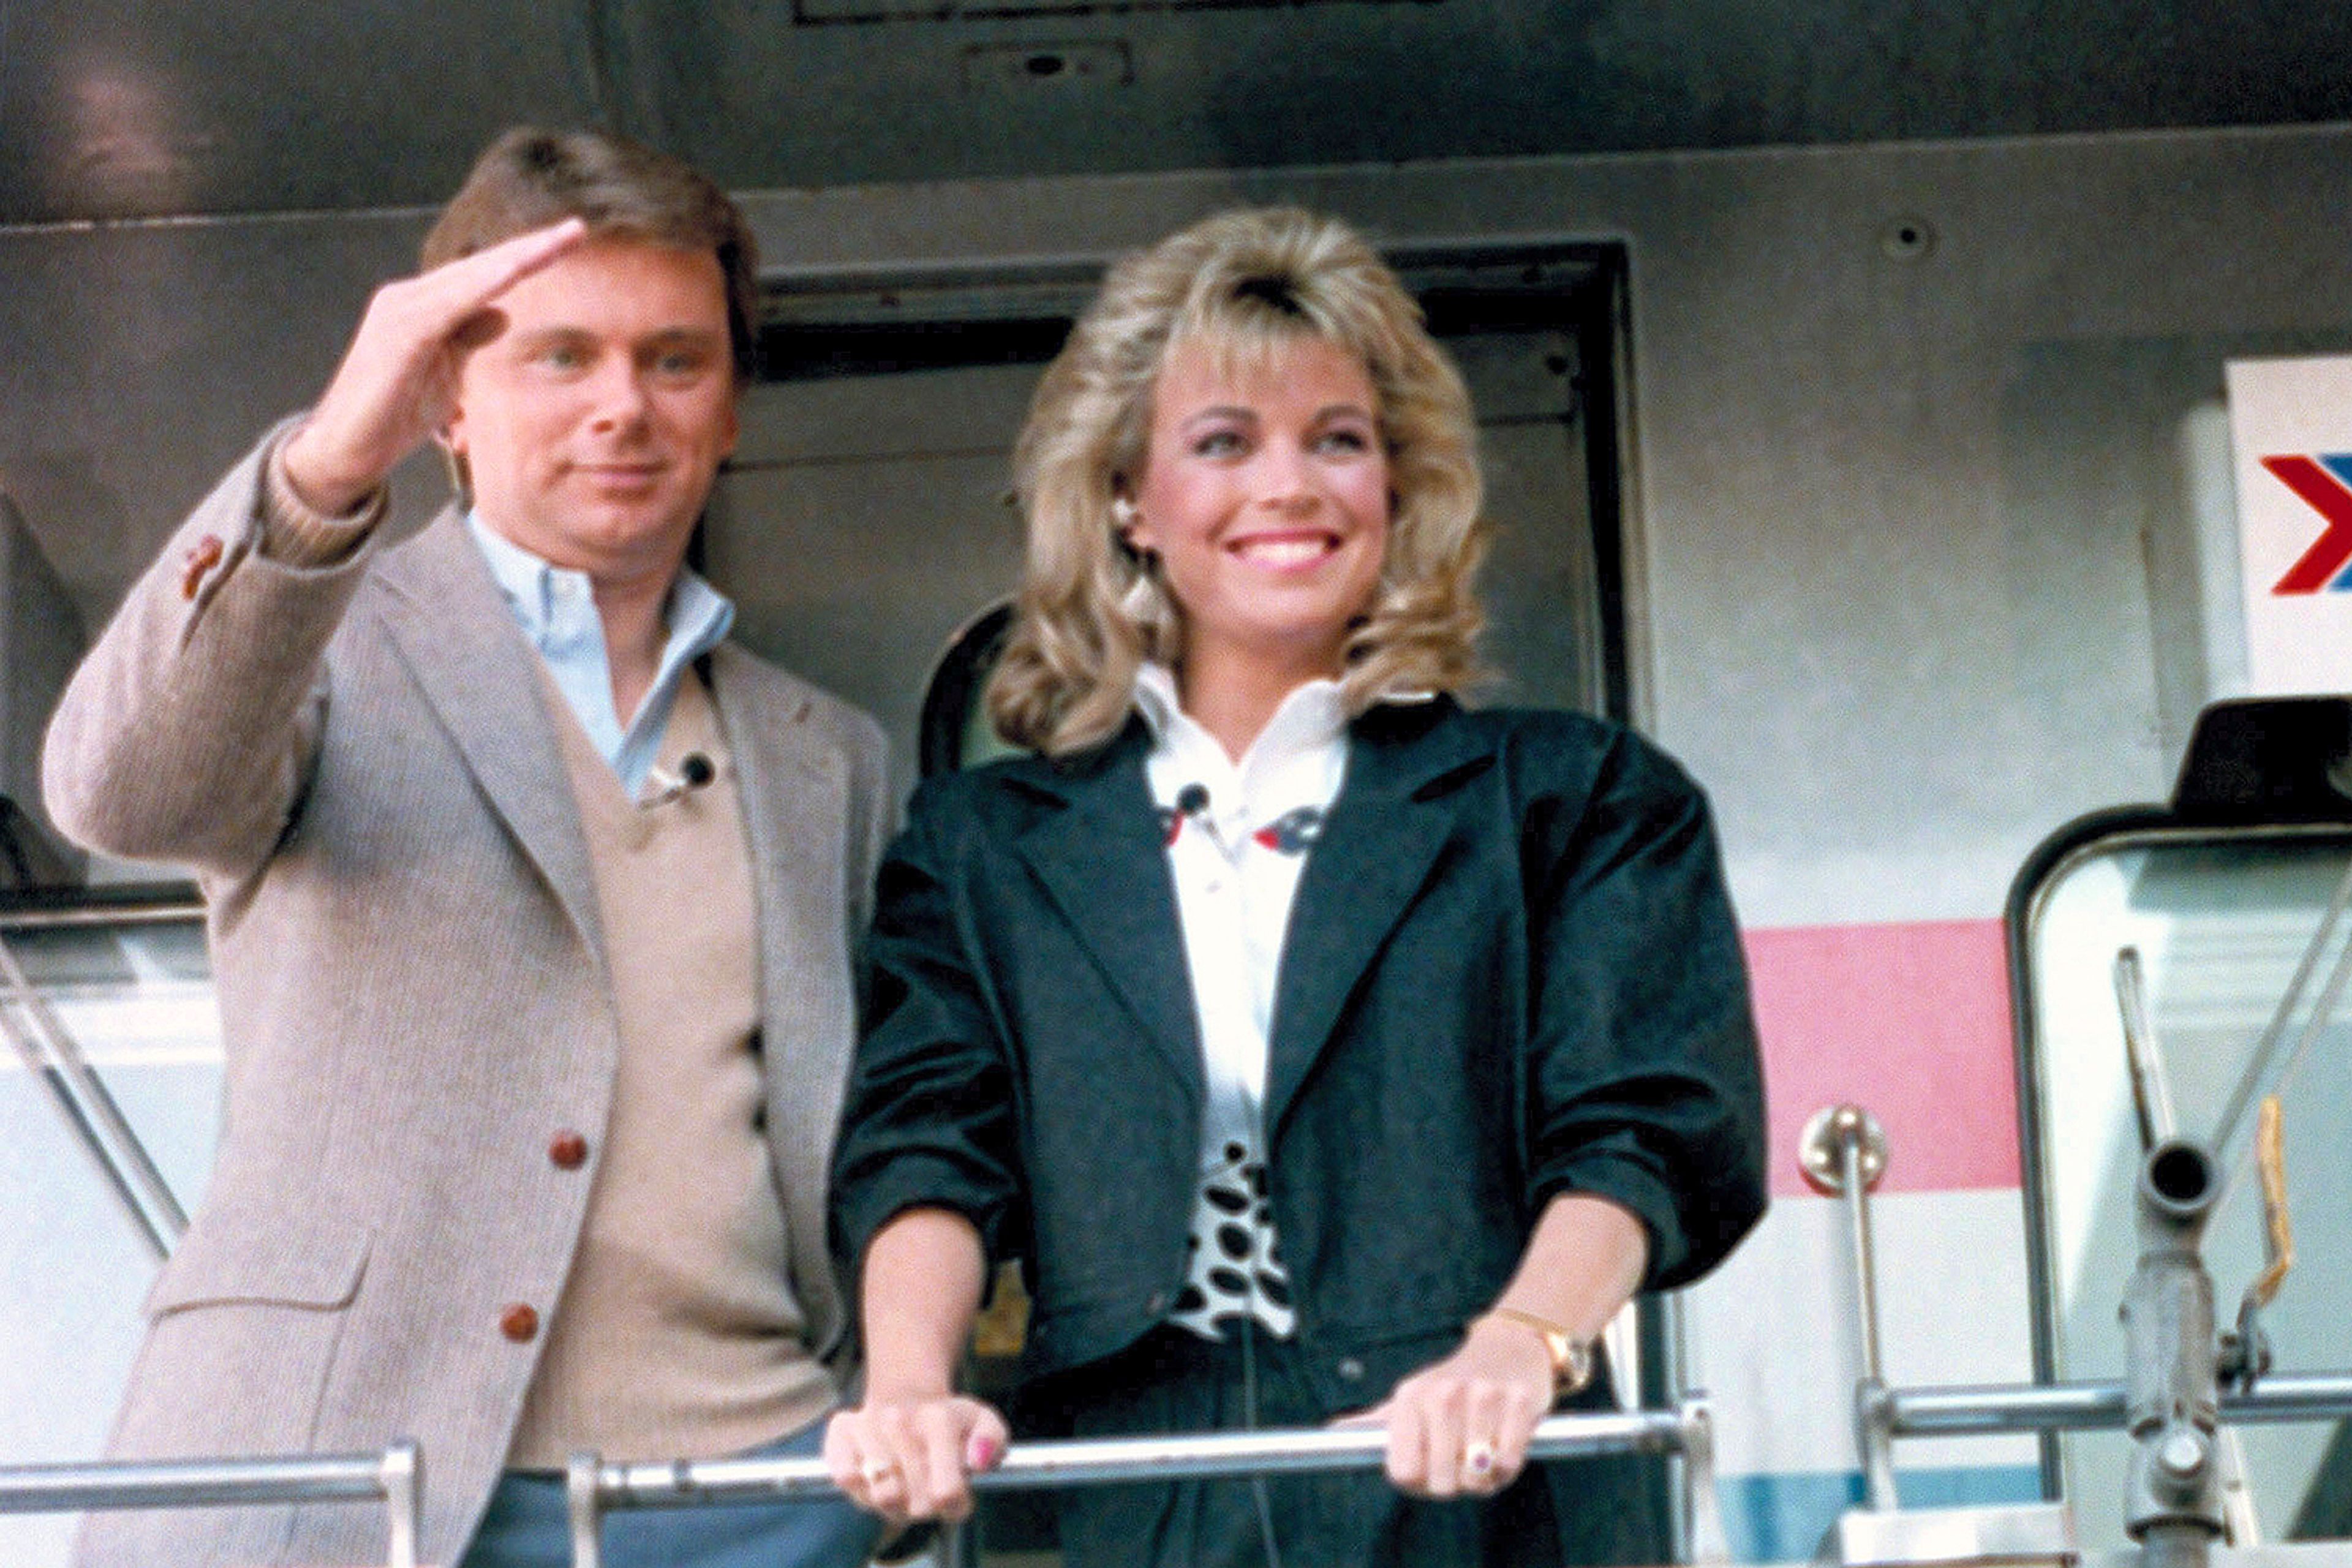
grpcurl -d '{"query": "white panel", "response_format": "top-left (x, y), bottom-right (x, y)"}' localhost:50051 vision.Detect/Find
top-left (1689, 1190), bottom-right (2037, 1479)
top-left (0, 922), bottom-right (219, 1568)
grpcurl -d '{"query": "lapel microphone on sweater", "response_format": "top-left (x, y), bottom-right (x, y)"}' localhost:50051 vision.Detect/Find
top-left (646, 752), bottom-right (717, 805)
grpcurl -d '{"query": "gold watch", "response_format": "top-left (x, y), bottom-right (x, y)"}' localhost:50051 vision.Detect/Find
top-left (1483, 1306), bottom-right (1594, 1404)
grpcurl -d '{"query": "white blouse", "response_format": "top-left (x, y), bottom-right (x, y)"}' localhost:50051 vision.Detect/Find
top-left (1134, 663), bottom-right (1349, 1341)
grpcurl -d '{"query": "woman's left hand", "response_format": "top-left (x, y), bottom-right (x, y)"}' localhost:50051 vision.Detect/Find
top-left (1335, 1316), bottom-right (1555, 1498)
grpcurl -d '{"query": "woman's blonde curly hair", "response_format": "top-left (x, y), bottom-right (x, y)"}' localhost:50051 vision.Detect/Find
top-left (986, 206), bottom-right (1488, 757)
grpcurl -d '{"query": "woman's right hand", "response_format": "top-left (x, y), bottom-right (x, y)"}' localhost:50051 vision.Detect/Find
top-left (823, 1392), bottom-right (1010, 1524)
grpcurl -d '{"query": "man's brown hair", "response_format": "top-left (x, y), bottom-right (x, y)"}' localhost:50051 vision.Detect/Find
top-left (423, 126), bottom-right (761, 382)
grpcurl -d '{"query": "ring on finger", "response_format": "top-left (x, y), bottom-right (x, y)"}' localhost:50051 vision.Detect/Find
top-left (862, 1460), bottom-right (900, 1486)
top-left (1463, 1438), bottom-right (1498, 1477)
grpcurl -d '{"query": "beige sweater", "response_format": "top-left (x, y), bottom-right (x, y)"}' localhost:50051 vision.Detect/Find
top-left (506, 669), bottom-right (834, 1465)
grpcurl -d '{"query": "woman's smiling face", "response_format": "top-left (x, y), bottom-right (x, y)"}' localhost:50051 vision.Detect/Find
top-left (1126, 331), bottom-right (1390, 689)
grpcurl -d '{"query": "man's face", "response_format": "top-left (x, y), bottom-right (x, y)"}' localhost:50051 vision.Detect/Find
top-left (444, 235), bottom-right (739, 587)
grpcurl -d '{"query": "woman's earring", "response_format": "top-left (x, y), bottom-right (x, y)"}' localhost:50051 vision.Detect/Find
top-left (1110, 495), bottom-right (1139, 530)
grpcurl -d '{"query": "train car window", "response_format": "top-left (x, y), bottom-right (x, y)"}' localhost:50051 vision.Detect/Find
top-left (916, 600), bottom-right (1020, 778)
top-left (703, 243), bottom-right (1634, 793)
top-left (2011, 696), bottom-right (2352, 1547)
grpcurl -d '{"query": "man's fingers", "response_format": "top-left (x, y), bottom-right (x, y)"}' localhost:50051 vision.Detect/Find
top-left (412, 217), bottom-right (590, 325)
top-left (287, 218), bottom-right (593, 512)
top-left (368, 218), bottom-right (592, 370)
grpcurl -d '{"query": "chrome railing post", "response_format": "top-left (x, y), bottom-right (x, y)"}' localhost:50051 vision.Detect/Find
top-left (2124, 1140), bottom-right (2226, 1568)
top-left (1802, 1101), bottom-right (1896, 1510)
top-left (380, 1439), bottom-right (420, 1568)
top-left (1678, 1393), bottom-right (1729, 1567)
top-left (567, 1449), bottom-right (606, 1568)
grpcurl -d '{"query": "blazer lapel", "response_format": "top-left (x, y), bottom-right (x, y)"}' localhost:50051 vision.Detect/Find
top-left (372, 511), bottom-right (607, 963)
top-left (706, 646), bottom-right (856, 1343)
top-left (1012, 732), bottom-right (1205, 1102)
top-left (706, 643), bottom-right (847, 1075)
top-left (1264, 700), bottom-right (1491, 1137)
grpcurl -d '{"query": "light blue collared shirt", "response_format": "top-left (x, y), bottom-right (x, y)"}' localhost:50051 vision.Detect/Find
top-left (466, 513), bottom-right (734, 797)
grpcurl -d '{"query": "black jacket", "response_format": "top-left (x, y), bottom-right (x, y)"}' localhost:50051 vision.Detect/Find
top-left (831, 696), bottom-right (1767, 1414)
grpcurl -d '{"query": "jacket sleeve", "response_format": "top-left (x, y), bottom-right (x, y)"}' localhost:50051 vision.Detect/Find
top-left (1518, 723), bottom-right (1769, 1291)
top-left (41, 423), bottom-right (382, 880)
top-left (829, 778), bottom-right (1029, 1297)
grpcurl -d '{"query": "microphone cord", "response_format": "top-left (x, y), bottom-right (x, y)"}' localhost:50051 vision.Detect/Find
top-left (1172, 774), bottom-right (1285, 1566)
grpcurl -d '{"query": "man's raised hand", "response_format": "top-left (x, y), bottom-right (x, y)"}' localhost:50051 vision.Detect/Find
top-left (280, 218), bottom-right (588, 515)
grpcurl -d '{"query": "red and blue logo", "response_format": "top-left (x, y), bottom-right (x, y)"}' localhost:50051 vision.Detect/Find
top-left (2264, 453), bottom-right (2352, 594)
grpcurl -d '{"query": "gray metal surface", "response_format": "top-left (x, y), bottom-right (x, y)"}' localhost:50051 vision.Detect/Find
top-left (12, 3), bottom-right (2352, 225)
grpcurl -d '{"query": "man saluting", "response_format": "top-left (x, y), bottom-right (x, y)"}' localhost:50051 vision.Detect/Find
top-left (45, 127), bottom-right (891, 1568)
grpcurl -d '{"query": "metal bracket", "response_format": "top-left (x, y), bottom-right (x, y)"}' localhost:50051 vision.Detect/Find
top-left (379, 1440), bottom-right (420, 1568)
top-left (1679, 1393), bottom-right (1730, 1566)
top-left (567, 1450), bottom-right (606, 1568)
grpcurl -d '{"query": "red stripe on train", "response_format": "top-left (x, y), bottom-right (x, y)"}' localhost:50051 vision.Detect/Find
top-left (1742, 919), bottom-right (2021, 1197)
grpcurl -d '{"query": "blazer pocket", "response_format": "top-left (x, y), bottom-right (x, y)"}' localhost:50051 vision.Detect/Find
top-left (143, 1204), bottom-right (371, 1319)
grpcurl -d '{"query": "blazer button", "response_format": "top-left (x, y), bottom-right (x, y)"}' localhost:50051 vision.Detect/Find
top-left (499, 1303), bottom-right (540, 1343)
top-left (1336, 1357), bottom-right (1366, 1382)
top-left (1145, 1291), bottom-right (1169, 1314)
top-left (548, 1129), bottom-right (590, 1170)
top-left (180, 534), bottom-right (225, 600)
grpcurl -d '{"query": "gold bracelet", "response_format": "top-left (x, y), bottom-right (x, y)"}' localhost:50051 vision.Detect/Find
top-left (1480, 1306), bottom-right (1594, 1403)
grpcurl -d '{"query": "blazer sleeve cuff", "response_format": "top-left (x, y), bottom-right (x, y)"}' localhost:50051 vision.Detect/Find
top-left (1531, 1136), bottom-right (1764, 1293)
top-left (258, 423), bottom-right (390, 568)
top-left (832, 1161), bottom-right (1015, 1284)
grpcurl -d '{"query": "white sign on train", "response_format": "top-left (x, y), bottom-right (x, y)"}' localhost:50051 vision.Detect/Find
top-left (2228, 355), bottom-right (2352, 695)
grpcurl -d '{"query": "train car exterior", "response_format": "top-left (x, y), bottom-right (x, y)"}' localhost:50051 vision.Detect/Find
top-left (8, 116), bottom-right (2352, 1562)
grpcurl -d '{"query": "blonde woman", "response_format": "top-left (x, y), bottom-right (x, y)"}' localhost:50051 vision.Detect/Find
top-left (826, 208), bottom-right (1766, 1567)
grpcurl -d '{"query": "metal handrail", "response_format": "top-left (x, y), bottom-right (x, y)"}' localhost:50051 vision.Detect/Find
top-left (0, 896), bottom-right (205, 932)
top-left (566, 1401), bottom-right (1723, 1568)
top-left (0, 1441), bottom-right (421, 1568)
top-left (1877, 1372), bottom-right (2352, 1438)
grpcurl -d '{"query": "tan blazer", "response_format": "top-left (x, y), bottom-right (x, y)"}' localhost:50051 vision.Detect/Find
top-left (43, 432), bottom-right (892, 1567)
